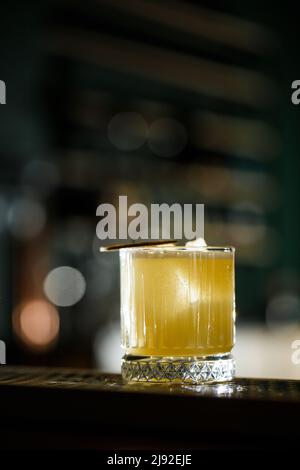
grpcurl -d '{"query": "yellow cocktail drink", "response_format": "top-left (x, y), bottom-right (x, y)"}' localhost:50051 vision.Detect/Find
top-left (120, 247), bottom-right (235, 358)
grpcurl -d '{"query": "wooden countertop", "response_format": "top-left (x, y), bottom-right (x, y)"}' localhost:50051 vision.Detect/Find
top-left (0, 366), bottom-right (300, 450)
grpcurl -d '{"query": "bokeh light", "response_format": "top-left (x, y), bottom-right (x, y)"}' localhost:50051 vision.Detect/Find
top-left (94, 322), bottom-right (122, 373)
top-left (7, 197), bottom-right (46, 239)
top-left (148, 118), bottom-right (187, 157)
top-left (44, 266), bottom-right (86, 307)
top-left (21, 160), bottom-right (60, 196)
top-left (108, 112), bottom-right (148, 151)
top-left (13, 299), bottom-right (60, 351)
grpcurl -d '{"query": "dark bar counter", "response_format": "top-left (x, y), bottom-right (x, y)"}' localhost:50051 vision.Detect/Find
top-left (0, 366), bottom-right (300, 450)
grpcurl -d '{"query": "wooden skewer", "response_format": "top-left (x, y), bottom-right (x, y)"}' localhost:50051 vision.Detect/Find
top-left (100, 240), bottom-right (177, 252)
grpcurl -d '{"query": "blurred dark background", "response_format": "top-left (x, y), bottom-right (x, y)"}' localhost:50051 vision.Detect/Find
top-left (1, 0), bottom-right (300, 377)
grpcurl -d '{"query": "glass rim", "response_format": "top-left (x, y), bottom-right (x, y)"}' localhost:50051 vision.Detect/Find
top-left (119, 245), bottom-right (235, 253)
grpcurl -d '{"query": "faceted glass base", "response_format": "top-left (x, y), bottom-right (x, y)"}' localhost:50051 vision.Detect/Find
top-left (121, 354), bottom-right (235, 384)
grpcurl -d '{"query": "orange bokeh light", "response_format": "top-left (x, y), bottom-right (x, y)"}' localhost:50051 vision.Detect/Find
top-left (13, 299), bottom-right (60, 351)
